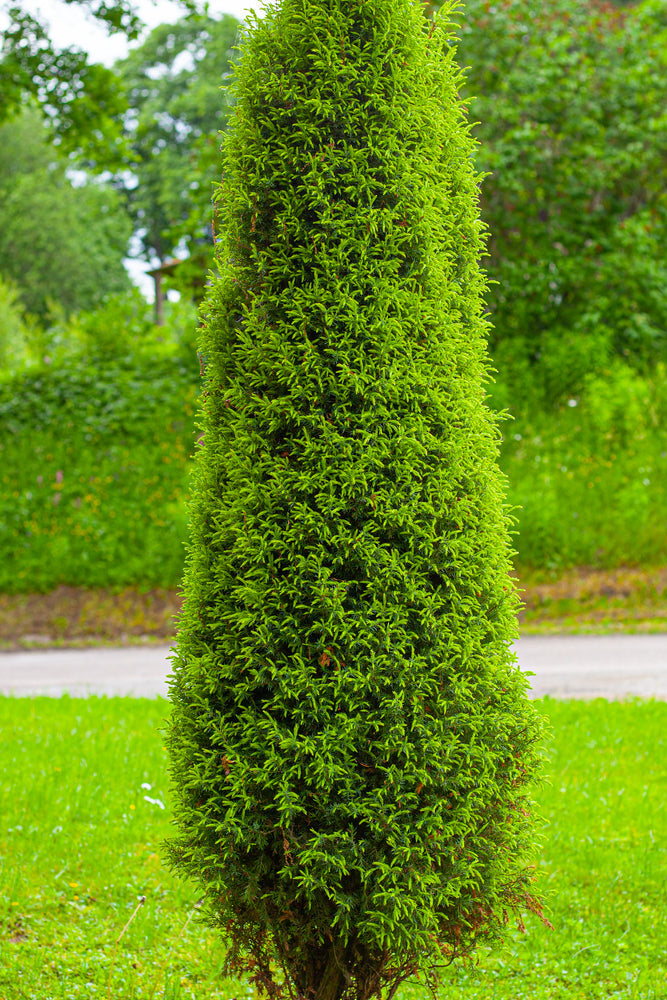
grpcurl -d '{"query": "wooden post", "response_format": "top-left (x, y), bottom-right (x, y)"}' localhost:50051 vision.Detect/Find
top-left (153, 268), bottom-right (165, 326)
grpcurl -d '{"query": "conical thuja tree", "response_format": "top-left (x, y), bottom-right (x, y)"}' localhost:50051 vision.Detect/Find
top-left (166, 1), bottom-right (544, 998)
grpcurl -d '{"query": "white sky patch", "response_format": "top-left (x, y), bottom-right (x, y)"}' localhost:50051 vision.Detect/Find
top-left (124, 256), bottom-right (155, 300)
top-left (0, 0), bottom-right (265, 66)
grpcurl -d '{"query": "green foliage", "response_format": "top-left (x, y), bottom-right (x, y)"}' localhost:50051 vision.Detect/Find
top-left (17, 289), bottom-right (200, 369)
top-left (0, 6), bottom-right (129, 164)
top-left (2, 353), bottom-right (666, 591)
top-left (45, 288), bottom-right (199, 361)
top-left (114, 13), bottom-right (239, 266)
top-left (51, 288), bottom-right (160, 360)
top-left (0, 275), bottom-right (32, 370)
top-left (501, 362), bottom-right (667, 571)
top-left (166, 3), bottom-right (543, 999)
top-left (0, 0), bottom-right (198, 164)
top-left (2, 358), bottom-right (666, 590)
top-left (0, 110), bottom-right (132, 318)
top-left (439, 0), bottom-right (667, 406)
top-left (0, 351), bottom-right (198, 592)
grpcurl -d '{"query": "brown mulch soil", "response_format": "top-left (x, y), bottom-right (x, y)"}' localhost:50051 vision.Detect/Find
top-left (1, 566), bottom-right (666, 649)
top-left (518, 564), bottom-right (667, 628)
top-left (0, 586), bottom-right (182, 649)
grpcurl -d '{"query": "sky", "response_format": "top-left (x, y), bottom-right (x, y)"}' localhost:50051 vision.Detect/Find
top-left (3, 0), bottom-right (260, 65)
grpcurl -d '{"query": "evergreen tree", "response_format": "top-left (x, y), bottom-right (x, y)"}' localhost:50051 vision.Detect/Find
top-left (166, 2), bottom-right (544, 998)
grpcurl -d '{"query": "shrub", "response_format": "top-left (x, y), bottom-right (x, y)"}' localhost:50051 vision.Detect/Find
top-left (166, 2), bottom-right (543, 997)
top-left (503, 362), bottom-right (667, 571)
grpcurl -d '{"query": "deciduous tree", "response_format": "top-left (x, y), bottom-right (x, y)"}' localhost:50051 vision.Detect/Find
top-left (0, 110), bottom-right (131, 317)
top-left (0, 0), bottom-right (197, 163)
top-left (114, 13), bottom-right (238, 271)
top-left (440, 0), bottom-right (667, 406)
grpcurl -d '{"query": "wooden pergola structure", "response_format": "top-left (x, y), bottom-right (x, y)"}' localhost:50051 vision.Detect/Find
top-left (146, 258), bottom-right (182, 326)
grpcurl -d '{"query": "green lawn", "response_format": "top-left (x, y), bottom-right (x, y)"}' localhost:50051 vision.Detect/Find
top-left (1, 697), bottom-right (665, 999)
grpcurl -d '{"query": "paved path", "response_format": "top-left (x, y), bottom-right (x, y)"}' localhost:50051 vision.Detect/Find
top-left (0, 645), bottom-right (173, 699)
top-left (519, 634), bottom-right (667, 699)
top-left (0, 635), bottom-right (666, 699)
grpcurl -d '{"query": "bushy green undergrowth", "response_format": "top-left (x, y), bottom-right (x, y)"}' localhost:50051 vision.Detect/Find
top-left (1, 696), bottom-right (665, 999)
top-left (500, 363), bottom-right (667, 571)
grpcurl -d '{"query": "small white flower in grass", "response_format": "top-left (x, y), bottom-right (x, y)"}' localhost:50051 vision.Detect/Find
top-left (141, 782), bottom-right (152, 790)
top-left (568, 398), bottom-right (578, 407)
top-left (144, 795), bottom-right (165, 809)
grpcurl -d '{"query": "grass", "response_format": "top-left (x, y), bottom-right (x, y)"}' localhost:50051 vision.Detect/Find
top-left (1, 697), bottom-right (666, 999)
top-left (409, 699), bottom-right (667, 1000)
top-left (0, 698), bottom-right (243, 1000)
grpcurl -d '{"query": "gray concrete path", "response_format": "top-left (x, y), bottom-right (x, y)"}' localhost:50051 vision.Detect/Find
top-left (519, 634), bottom-right (667, 700)
top-left (0, 645), bottom-right (173, 698)
top-left (0, 634), bottom-right (666, 699)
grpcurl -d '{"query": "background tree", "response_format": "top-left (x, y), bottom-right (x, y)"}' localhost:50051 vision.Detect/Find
top-left (0, 0), bottom-right (198, 163)
top-left (430, 0), bottom-right (667, 407)
top-left (166, 2), bottom-right (543, 999)
top-left (0, 109), bottom-right (132, 318)
top-left (114, 12), bottom-right (239, 278)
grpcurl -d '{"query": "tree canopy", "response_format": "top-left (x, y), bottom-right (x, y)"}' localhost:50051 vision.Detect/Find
top-left (113, 12), bottom-right (239, 268)
top-left (0, 109), bottom-right (132, 318)
top-left (443, 0), bottom-right (667, 405)
top-left (0, 0), bottom-right (197, 162)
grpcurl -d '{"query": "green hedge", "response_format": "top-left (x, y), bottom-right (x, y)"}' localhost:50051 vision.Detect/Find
top-left (2, 354), bottom-right (666, 592)
top-left (0, 354), bottom-right (198, 592)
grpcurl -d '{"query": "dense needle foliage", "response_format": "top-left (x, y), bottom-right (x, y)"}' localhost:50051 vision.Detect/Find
top-left (166, 2), bottom-right (543, 998)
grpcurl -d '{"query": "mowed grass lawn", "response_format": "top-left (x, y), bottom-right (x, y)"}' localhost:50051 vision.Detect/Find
top-left (1, 697), bottom-right (665, 1000)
